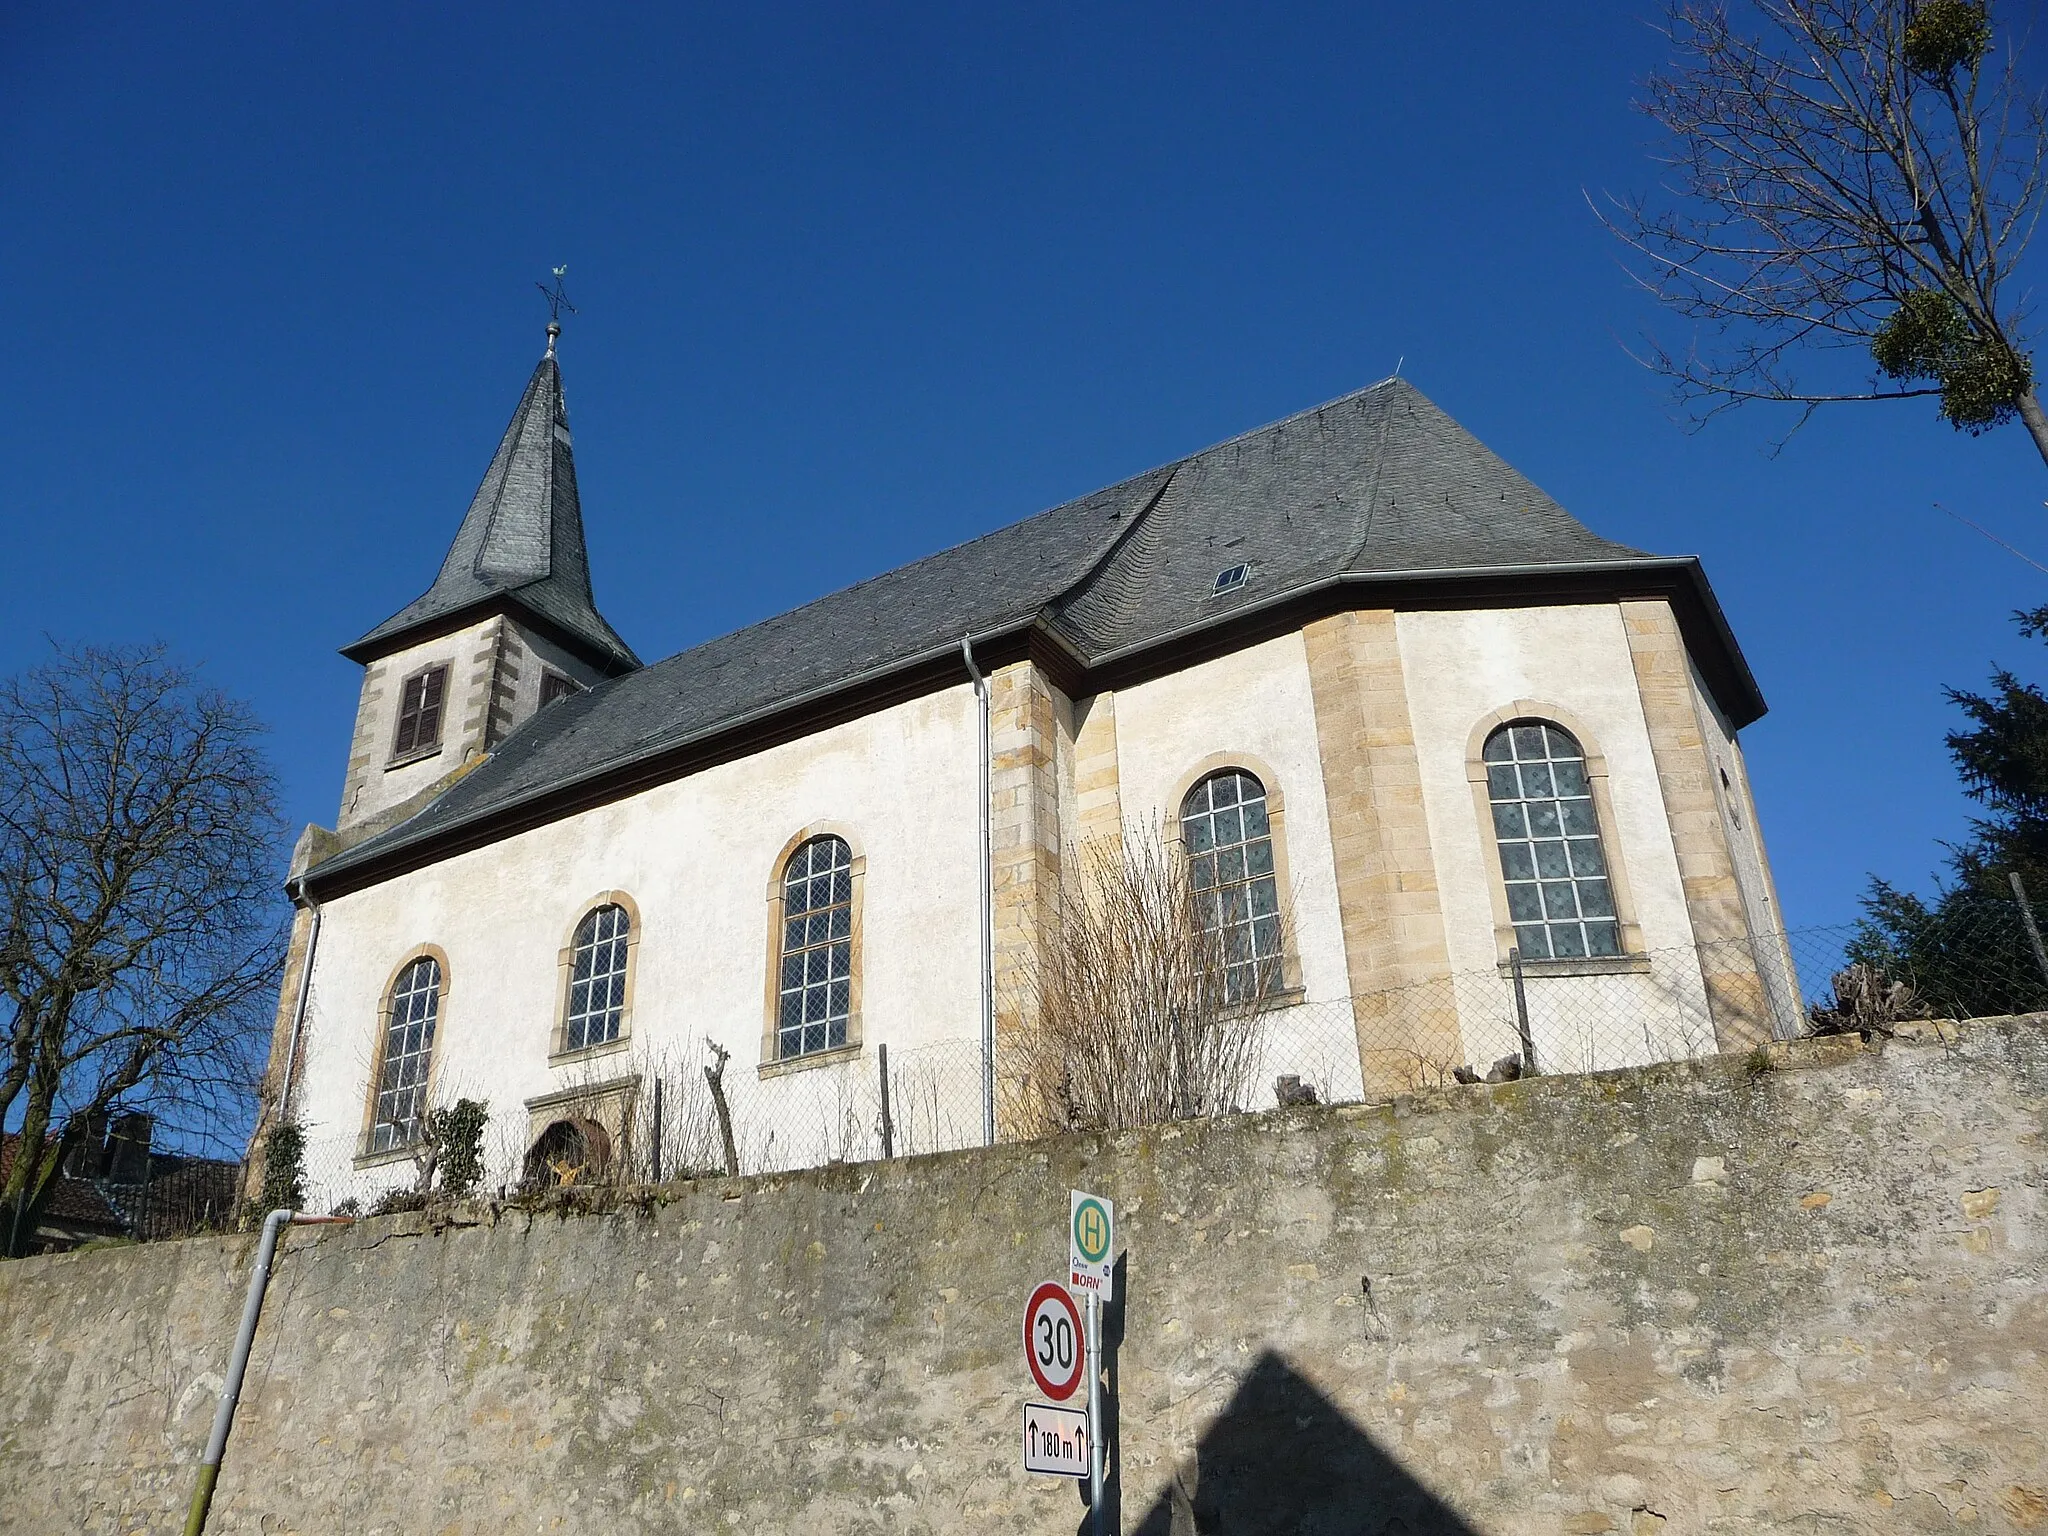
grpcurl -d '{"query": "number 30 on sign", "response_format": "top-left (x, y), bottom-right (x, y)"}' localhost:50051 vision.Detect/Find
top-left (1023, 1280), bottom-right (1085, 1401)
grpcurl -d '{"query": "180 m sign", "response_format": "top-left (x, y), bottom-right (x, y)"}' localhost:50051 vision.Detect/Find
top-left (1022, 1401), bottom-right (1089, 1479)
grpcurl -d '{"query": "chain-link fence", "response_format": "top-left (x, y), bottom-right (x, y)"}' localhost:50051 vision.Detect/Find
top-left (216, 901), bottom-right (2048, 1226)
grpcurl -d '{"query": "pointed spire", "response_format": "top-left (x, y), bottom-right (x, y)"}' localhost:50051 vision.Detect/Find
top-left (343, 348), bottom-right (638, 672)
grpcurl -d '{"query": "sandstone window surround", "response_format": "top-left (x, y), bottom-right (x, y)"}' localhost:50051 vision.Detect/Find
top-left (389, 663), bottom-right (449, 765)
top-left (358, 945), bottom-right (449, 1164)
top-left (520, 1076), bottom-right (638, 1190)
top-left (1464, 703), bottom-right (1647, 973)
top-left (552, 894), bottom-right (641, 1064)
top-left (1164, 754), bottom-right (1306, 1000)
top-left (760, 825), bottom-right (865, 1076)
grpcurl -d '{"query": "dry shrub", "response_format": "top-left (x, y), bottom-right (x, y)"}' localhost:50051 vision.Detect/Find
top-left (1808, 961), bottom-right (1932, 1037)
top-left (1008, 829), bottom-right (1285, 1135)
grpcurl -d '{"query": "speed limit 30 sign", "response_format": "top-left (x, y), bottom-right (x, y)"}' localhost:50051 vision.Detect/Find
top-left (1023, 1280), bottom-right (1085, 1401)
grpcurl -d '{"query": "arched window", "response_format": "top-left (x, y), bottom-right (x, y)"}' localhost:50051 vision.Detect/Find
top-left (777, 835), bottom-right (853, 1059)
top-left (370, 955), bottom-right (440, 1152)
top-left (564, 904), bottom-right (632, 1051)
top-left (1180, 769), bottom-right (1283, 1001)
top-left (1483, 721), bottom-right (1619, 958)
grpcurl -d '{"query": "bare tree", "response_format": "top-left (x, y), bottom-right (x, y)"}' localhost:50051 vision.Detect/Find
top-left (1600, 0), bottom-right (2048, 463)
top-left (0, 644), bottom-right (285, 1256)
top-left (1007, 829), bottom-right (1285, 1136)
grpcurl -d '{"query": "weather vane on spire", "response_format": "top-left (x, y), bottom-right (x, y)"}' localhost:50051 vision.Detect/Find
top-left (537, 266), bottom-right (576, 356)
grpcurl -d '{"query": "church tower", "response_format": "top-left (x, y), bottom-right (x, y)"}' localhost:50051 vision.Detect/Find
top-left (333, 326), bottom-right (638, 836)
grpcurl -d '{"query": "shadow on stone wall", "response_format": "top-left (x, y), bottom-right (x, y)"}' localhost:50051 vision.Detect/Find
top-left (1128, 1350), bottom-right (1477, 1536)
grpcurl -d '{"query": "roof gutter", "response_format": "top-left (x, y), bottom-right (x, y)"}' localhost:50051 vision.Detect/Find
top-left (302, 557), bottom-right (1764, 900)
top-left (303, 616), bottom-right (1039, 898)
top-left (1081, 555), bottom-right (1765, 723)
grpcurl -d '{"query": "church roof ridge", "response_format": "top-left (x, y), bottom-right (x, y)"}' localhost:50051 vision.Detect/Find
top-left (343, 352), bottom-right (640, 672)
top-left (306, 375), bottom-right (1760, 895)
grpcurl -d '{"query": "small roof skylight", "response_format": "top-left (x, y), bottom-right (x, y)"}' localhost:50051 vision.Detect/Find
top-left (1212, 563), bottom-right (1251, 596)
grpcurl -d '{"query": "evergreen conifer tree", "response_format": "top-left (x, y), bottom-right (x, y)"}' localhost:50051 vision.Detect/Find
top-left (1854, 606), bottom-right (2048, 1015)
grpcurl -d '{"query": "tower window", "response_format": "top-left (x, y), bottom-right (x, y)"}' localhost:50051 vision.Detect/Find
top-left (539, 669), bottom-right (580, 708)
top-left (392, 665), bottom-right (448, 758)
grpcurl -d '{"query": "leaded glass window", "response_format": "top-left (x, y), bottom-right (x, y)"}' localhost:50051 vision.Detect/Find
top-left (778, 836), bottom-right (852, 1058)
top-left (371, 956), bottom-right (440, 1152)
top-left (564, 904), bottom-right (631, 1051)
top-left (1484, 721), bottom-right (1619, 959)
top-left (1180, 769), bottom-right (1283, 1002)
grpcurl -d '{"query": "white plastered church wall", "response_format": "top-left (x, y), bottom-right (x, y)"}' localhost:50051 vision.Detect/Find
top-left (1108, 630), bottom-right (1361, 1106)
top-left (293, 683), bottom-right (985, 1205)
top-left (1397, 604), bottom-right (1719, 1072)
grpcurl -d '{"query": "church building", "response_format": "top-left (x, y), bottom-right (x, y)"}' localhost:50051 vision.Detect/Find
top-left (260, 324), bottom-right (1790, 1201)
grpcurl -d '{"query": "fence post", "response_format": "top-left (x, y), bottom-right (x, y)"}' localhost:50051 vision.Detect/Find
top-left (2010, 871), bottom-right (2048, 991)
top-left (704, 1038), bottom-right (739, 1177)
top-left (877, 1043), bottom-right (895, 1160)
top-left (1509, 946), bottom-right (1537, 1074)
top-left (650, 1076), bottom-right (664, 1184)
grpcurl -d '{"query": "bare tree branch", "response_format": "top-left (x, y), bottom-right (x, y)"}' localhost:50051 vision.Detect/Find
top-left (1597, 0), bottom-right (2048, 468)
top-left (0, 642), bottom-right (286, 1256)
top-left (1005, 828), bottom-right (1287, 1136)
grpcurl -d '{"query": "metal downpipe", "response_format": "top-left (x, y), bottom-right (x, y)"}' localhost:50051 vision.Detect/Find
top-left (183, 1209), bottom-right (351, 1536)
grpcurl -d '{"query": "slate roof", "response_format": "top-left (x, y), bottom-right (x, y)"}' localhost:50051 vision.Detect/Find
top-left (309, 376), bottom-right (1758, 891)
top-left (0, 1135), bottom-right (127, 1239)
top-left (344, 353), bottom-right (640, 672)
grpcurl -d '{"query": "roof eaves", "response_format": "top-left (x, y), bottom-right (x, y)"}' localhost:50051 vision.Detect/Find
top-left (306, 608), bottom-right (1048, 892)
top-left (338, 583), bottom-right (639, 672)
top-left (309, 555), bottom-right (1766, 895)
top-left (1080, 554), bottom-right (1767, 727)
top-left (1074, 557), bottom-right (1663, 669)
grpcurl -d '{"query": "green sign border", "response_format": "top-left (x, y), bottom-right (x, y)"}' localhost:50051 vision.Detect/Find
top-left (1072, 1196), bottom-right (1111, 1264)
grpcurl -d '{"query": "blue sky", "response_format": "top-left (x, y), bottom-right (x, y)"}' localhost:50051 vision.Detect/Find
top-left (1, 2), bottom-right (2038, 930)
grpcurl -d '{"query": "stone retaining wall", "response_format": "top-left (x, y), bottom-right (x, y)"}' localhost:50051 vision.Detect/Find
top-left (2, 1020), bottom-right (2044, 1534)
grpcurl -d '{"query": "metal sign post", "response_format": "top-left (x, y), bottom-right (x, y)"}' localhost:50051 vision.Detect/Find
top-left (1086, 1287), bottom-right (1105, 1533)
top-left (1022, 1192), bottom-right (1116, 1525)
top-left (1067, 1189), bottom-right (1114, 1533)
